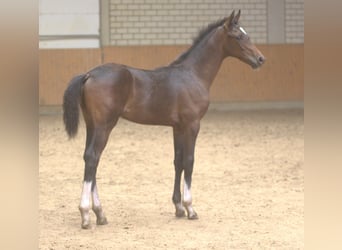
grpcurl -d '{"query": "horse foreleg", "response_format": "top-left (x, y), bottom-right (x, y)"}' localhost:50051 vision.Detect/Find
top-left (172, 127), bottom-right (186, 217)
top-left (182, 121), bottom-right (200, 220)
top-left (183, 173), bottom-right (198, 220)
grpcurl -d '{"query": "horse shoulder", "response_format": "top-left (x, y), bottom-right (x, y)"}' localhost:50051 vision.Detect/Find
top-left (176, 79), bottom-right (210, 123)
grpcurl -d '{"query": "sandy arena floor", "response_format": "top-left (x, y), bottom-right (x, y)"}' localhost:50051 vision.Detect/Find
top-left (39, 108), bottom-right (304, 249)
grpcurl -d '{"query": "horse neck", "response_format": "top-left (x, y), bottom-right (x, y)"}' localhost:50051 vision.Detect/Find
top-left (182, 29), bottom-right (226, 89)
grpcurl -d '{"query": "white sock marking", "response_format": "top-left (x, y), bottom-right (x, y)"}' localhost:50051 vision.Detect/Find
top-left (92, 185), bottom-right (101, 208)
top-left (80, 181), bottom-right (92, 209)
top-left (183, 181), bottom-right (192, 205)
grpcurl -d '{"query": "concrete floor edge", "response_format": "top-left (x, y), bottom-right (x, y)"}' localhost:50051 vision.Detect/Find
top-left (39, 101), bottom-right (304, 115)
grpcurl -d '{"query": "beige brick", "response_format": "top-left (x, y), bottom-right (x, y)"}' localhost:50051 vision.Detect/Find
top-left (127, 16), bottom-right (139, 22)
top-left (133, 9), bottom-right (144, 15)
top-left (115, 4), bottom-right (127, 10)
top-left (117, 40), bottom-right (128, 45)
top-left (110, 33), bottom-right (122, 40)
top-left (157, 33), bottom-right (168, 39)
top-left (146, 33), bottom-right (157, 39)
top-left (127, 4), bottom-right (138, 10)
top-left (122, 33), bottom-right (133, 39)
top-left (163, 16), bottom-right (175, 22)
top-left (163, 27), bottom-right (175, 33)
top-left (134, 33), bottom-right (144, 39)
top-left (140, 39), bottom-right (152, 45)
top-left (139, 16), bottom-right (151, 22)
top-left (285, 0), bottom-right (304, 43)
top-left (151, 4), bottom-right (163, 10)
top-left (110, 22), bottom-right (122, 28)
top-left (133, 22), bottom-right (145, 27)
top-left (116, 28), bottom-right (127, 33)
top-left (151, 16), bottom-right (163, 22)
top-left (140, 27), bottom-right (151, 33)
top-left (139, 4), bottom-right (151, 10)
top-left (156, 22), bottom-right (168, 27)
top-left (144, 0), bottom-right (158, 3)
top-left (174, 39), bottom-right (188, 45)
top-left (127, 28), bottom-right (139, 33)
top-left (163, 39), bottom-right (175, 44)
top-left (145, 22), bottom-right (158, 27)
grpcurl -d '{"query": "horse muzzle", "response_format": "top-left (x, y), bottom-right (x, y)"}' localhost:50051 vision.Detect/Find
top-left (250, 55), bottom-right (265, 69)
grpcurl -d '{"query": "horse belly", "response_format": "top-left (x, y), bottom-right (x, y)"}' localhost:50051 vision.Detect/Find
top-left (121, 100), bottom-right (177, 126)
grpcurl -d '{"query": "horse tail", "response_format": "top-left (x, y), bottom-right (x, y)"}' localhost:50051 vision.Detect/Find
top-left (63, 74), bottom-right (88, 139)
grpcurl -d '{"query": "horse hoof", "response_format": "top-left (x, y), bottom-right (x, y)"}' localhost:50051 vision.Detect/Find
top-left (81, 222), bottom-right (91, 229)
top-left (175, 209), bottom-right (186, 218)
top-left (188, 212), bottom-right (198, 220)
top-left (96, 217), bottom-right (108, 225)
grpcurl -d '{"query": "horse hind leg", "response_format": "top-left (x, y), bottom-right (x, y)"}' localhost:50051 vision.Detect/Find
top-left (91, 180), bottom-right (108, 225)
top-left (79, 180), bottom-right (92, 229)
top-left (79, 120), bottom-right (117, 229)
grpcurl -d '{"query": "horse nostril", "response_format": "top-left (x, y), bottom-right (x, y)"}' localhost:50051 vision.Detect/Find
top-left (258, 56), bottom-right (265, 64)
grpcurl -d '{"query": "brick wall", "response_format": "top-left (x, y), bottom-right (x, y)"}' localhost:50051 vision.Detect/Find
top-left (109, 0), bottom-right (268, 45)
top-left (39, 0), bottom-right (304, 48)
top-left (285, 0), bottom-right (304, 43)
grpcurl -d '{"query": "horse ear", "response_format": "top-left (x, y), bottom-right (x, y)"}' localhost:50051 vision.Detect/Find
top-left (234, 9), bottom-right (241, 24)
top-left (223, 10), bottom-right (235, 29)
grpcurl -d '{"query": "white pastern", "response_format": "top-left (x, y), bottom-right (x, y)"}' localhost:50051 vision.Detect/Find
top-left (183, 181), bottom-right (192, 205)
top-left (92, 185), bottom-right (101, 207)
top-left (80, 181), bottom-right (92, 209)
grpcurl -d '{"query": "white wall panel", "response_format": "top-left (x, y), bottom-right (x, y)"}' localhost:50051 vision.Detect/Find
top-left (39, 15), bottom-right (99, 35)
top-left (39, 0), bottom-right (99, 48)
top-left (39, 0), bottom-right (99, 13)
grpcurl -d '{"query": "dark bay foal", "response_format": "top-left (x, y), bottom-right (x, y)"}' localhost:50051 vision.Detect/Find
top-left (63, 10), bottom-right (265, 229)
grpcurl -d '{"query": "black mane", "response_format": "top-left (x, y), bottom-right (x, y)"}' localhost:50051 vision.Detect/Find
top-left (170, 17), bottom-right (228, 66)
